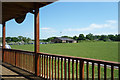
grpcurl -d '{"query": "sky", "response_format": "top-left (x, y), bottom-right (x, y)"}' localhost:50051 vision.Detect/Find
top-left (0, 2), bottom-right (118, 39)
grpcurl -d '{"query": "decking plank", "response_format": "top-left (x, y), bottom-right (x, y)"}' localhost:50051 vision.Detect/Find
top-left (1, 62), bottom-right (42, 80)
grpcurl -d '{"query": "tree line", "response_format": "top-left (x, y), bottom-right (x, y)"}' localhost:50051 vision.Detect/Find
top-left (43, 33), bottom-right (120, 42)
top-left (0, 33), bottom-right (120, 43)
top-left (74, 33), bottom-right (120, 41)
top-left (5, 36), bottom-right (32, 43)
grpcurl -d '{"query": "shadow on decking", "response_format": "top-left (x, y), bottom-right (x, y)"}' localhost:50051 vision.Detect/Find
top-left (2, 62), bottom-right (43, 80)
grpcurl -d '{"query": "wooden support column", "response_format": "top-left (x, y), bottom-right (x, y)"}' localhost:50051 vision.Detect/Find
top-left (34, 5), bottom-right (40, 76)
top-left (2, 23), bottom-right (6, 62)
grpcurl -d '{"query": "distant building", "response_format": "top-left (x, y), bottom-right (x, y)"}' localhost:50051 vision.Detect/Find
top-left (51, 37), bottom-right (77, 43)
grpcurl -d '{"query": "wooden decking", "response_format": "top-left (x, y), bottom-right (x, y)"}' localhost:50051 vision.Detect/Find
top-left (2, 63), bottom-right (28, 80)
top-left (1, 62), bottom-right (42, 80)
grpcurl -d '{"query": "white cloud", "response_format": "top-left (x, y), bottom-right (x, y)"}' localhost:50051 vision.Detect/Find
top-left (41, 27), bottom-right (57, 33)
top-left (40, 27), bottom-right (58, 39)
top-left (40, 20), bottom-right (117, 39)
top-left (64, 20), bottom-right (117, 32)
top-left (106, 20), bottom-right (117, 24)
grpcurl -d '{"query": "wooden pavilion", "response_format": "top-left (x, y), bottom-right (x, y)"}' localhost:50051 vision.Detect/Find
top-left (1, 1), bottom-right (120, 80)
top-left (1, 1), bottom-right (56, 77)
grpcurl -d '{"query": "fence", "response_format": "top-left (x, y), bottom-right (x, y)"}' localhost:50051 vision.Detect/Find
top-left (3, 48), bottom-right (120, 80)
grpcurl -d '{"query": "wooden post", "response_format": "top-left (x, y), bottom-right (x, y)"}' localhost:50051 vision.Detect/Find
top-left (104, 64), bottom-right (107, 80)
top-left (80, 60), bottom-right (84, 80)
top-left (52, 57), bottom-right (54, 80)
top-left (34, 4), bottom-right (40, 76)
top-left (72, 59), bottom-right (74, 80)
top-left (111, 65), bottom-right (114, 80)
top-left (98, 63), bottom-right (100, 80)
top-left (92, 62), bottom-right (94, 80)
top-left (61, 58), bottom-right (63, 80)
top-left (64, 58), bottom-right (67, 80)
top-left (76, 60), bottom-right (78, 80)
top-left (2, 23), bottom-right (5, 62)
top-left (49, 56), bottom-right (51, 79)
top-left (58, 57), bottom-right (60, 80)
top-left (86, 61), bottom-right (89, 80)
top-left (68, 59), bottom-right (70, 80)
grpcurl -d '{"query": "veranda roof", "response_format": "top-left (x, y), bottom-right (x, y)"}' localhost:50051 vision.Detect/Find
top-left (1, 1), bottom-right (56, 24)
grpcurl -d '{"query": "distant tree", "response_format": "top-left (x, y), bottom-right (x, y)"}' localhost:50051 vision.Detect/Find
top-left (6, 37), bottom-right (11, 43)
top-left (18, 36), bottom-right (23, 41)
top-left (99, 35), bottom-right (108, 41)
top-left (61, 36), bottom-right (69, 38)
top-left (93, 35), bottom-right (100, 40)
top-left (11, 37), bottom-right (19, 42)
top-left (108, 35), bottom-right (115, 41)
top-left (22, 37), bottom-right (27, 43)
top-left (78, 34), bottom-right (85, 40)
top-left (47, 37), bottom-right (56, 42)
top-left (73, 36), bottom-right (78, 40)
top-left (114, 34), bottom-right (120, 41)
top-left (117, 34), bottom-right (120, 41)
top-left (61, 36), bottom-right (72, 39)
top-left (27, 38), bottom-right (31, 43)
top-left (86, 33), bottom-right (93, 40)
top-left (41, 39), bottom-right (48, 42)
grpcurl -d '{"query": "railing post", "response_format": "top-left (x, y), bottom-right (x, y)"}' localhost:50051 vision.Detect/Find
top-left (52, 56), bottom-right (54, 80)
top-left (2, 23), bottom-right (6, 62)
top-left (49, 56), bottom-right (51, 79)
top-left (92, 62), bottom-right (95, 80)
top-left (58, 57), bottom-right (60, 80)
top-left (64, 58), bottom-right (67, 80)
top-left (72, 59), bottom-right (74, 80)
top-left (86, 61), bottom-right (89, 80)
top-left (118, 65), bottom-right (120, 80)
top-left (15, 52), bottom-right (17, 66)
top-left (68, 58), bottom-right (70, 80)
top-left (76, 59), bottom-right (78, 80)
top-left (61, 58), bottom-right (63, 80)
top-left (80, 60), bottom-right (84, 80)
top-left (34, 4), bottom-right (40, 76)
top-left (98, 63), bottom-right (100, 80)
top-left (104, 64), bottom-right (107, 80)
top-left (111, 65), bottom-right (114, 80)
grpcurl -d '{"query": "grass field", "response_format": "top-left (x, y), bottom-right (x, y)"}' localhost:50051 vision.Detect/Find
top-left (10, 41), bottom-right (119, 78)
top-left (11, 41), bottom-right (118, 62)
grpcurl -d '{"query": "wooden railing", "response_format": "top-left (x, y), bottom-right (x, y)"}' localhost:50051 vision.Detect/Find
top-left (3, 48), bottom-right (120, 80)
top-left (3, 49), bottom-right (35, 73)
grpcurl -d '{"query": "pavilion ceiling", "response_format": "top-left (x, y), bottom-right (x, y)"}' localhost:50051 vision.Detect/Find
top-left (2, 2), bottom-right (56, 24)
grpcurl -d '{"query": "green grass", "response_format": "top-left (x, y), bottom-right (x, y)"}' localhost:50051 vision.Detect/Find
top-left (10, 41), bottom-right (119, 78)
top-left (11, 41), bottom-right (118, 62)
